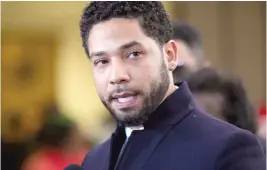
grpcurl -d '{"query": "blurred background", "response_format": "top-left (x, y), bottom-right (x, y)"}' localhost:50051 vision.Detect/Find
top-left (1, 1), bottom-right (266, 170)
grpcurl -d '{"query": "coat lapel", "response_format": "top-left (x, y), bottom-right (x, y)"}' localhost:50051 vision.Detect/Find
top-left (118, 126), bottom-right (173, 170)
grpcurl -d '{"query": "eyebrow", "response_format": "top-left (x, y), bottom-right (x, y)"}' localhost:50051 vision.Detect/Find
top-left (120, 41), bottom-right (141, 50)
top-left (89, 41), bottom-right (141, 59)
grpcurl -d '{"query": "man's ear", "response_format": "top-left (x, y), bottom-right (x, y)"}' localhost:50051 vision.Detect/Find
top-left (163, 40), bottom-right (179, 72)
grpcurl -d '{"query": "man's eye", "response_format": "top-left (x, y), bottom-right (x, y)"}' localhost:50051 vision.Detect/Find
top-left (94, 59), bottom-right (109, 66)
top-left (127, 51), bottom-right (141, 58)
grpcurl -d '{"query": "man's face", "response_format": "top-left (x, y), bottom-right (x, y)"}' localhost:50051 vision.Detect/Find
top-left (175, 40), bottom-right (198, 71)
top-left (88, 18), bottom-right (177, 126)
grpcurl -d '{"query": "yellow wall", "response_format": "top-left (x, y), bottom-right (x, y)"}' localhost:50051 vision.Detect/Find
top-left (2, 1), bottom-right (111, 143)
top-left (1, 31), bottom-right (56, 141)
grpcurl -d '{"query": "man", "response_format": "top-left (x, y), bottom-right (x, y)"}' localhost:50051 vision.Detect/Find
top-left (79, 2), bottom-right (265, 170)
top-left (187, 67), bottom-right (266, 154)
top-left (171, 20), bottom-right (210, 84)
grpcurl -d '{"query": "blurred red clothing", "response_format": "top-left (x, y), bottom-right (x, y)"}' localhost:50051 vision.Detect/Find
top-left (257, 104), bottom-right (266, 139)
top-left (259, 105), bottom-right (266, 117)
top-left (22, 148), bottom-right (87, 170)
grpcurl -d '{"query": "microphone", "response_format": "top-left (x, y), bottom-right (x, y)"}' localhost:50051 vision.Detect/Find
top-left (63, 164), bottom-right (84, 170)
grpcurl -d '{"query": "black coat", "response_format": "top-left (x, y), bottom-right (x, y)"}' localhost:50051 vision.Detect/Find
top-left (82, 82), bottom-right (266, 170)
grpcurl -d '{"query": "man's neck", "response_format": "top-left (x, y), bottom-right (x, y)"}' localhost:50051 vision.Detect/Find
top-left (161, 84), bottom-right (179, 106)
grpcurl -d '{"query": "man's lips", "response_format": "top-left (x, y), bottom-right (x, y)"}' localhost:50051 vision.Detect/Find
top-left (110, 92), bottom-right (138, 107)
top-left (111, 92), bottom-right (137, 99)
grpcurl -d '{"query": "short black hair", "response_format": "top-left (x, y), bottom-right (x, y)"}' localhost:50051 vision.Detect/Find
top-left (171, 20), bottom-right (203, 61)
top-left (80, 1), bottom-right (172, 56)
top-left (171, 20), bottom-right (202, 50)
top-left (187, 68), bottom-right (257, 133)
top-left (36, 114), bottom-right (75, 147)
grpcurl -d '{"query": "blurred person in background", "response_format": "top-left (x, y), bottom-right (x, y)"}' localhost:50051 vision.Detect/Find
top-left (171, 20), bottom-right (210, 84)
top-left (1, 111), bottom-right (28, 170)
top-left (21, 114), bottom-right (88, 170)
top-left (171, 20), bottom-right (266, 147)
top-left (187, 67), bottom-right (266, 154)
top-left (79, 1), bottom-right (265, 170)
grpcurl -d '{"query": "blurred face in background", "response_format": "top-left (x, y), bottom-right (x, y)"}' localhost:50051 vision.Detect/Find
top-left (175, 40), bottom-right (199, 71)
top-left (172, 40), bottom-right (199, 83)
top-left (173, 40), bottom-right (210, 83)
top-left (87, 18), bottom-right (177, 126)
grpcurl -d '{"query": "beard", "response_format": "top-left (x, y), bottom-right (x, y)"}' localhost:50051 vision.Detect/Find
top-left (100, 59), bottom-right (170, 127)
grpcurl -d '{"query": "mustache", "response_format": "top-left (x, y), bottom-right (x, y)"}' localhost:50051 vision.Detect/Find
top-left (107, 85), bottom-right (140, 101)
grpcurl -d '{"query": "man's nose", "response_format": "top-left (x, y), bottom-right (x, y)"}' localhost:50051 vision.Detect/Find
top-left (109, 59), bottom-right (130, 84)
